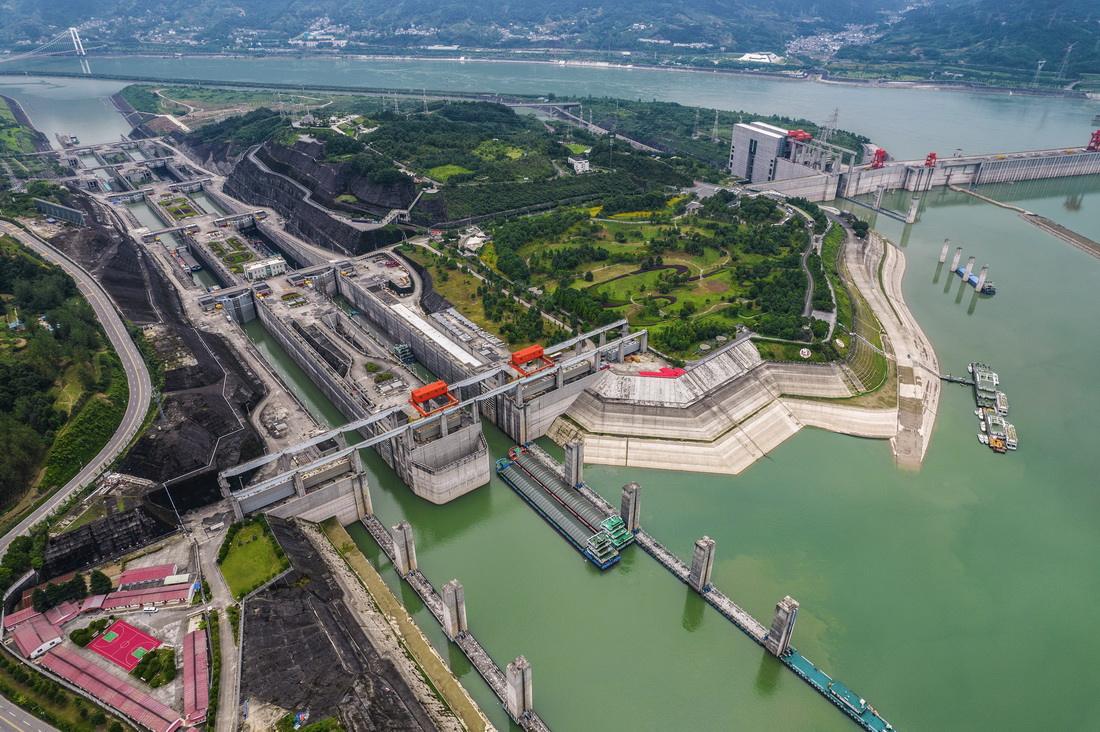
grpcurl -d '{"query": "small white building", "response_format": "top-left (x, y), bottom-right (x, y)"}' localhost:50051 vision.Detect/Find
top-left (567, 157), bottom-right (591, 174)
top-left (243, 256), bottom-right (288, 281)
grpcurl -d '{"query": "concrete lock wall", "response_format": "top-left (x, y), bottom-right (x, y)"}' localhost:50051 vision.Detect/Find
top-left (336, 277), bottom-right (475, 384)
top-left (405, 421), bottom-right (490, 503)
top-left (236, 479), bottom-right (296, 515)
top-left (267, 474), bottom-right (368, 525)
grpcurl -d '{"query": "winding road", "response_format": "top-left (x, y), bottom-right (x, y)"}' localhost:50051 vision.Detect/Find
top-left (0, 221), bottom-right (153, 555)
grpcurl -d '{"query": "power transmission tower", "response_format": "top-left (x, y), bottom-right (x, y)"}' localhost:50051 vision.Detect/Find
top-left (821, 107), bottom-right (839, 145)
top-left (711, 109), bottom-right (719, 144)
top-left (692, 108), bottom-right (700, 138)
top-left (1056, 42), bottom-right (1075, 81)
top-left (1033, 59), bottom-right (1047, 85)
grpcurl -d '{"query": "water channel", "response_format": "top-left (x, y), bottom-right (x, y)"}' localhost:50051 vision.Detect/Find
top-left (2, 61), bottom-right (1099, 731)
top-left (125, 198), bottom-right (218, 289)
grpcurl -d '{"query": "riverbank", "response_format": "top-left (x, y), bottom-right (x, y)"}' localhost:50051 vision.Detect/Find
top-left (0, 93), bottom-right (51, 152)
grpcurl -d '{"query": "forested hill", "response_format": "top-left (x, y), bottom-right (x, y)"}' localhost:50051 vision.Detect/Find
top-left (837, 0), bottom-right (1100, 78)
top-left (1, 0), bottom-right (902, 51)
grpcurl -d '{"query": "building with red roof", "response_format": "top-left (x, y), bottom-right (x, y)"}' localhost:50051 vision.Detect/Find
top-left (100, 582), bottom-right (194, 611)
top-left (117, 564), bottom-right (177, 589)
top-left (11, 615), bottom-right (61, 659)
top-left (44, 600), bottom-right (81, 626)
top-left (183, 629), bottom-right (210, 724)
top-left (2, 605), bottom-right (41, 631)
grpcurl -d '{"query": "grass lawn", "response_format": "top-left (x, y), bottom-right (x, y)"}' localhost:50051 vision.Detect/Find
top-left (474, 139), bottom-right (525, 160)
top-left (428, 164), bottom-right (474, 181)
top-left (218, 521), bottom-right (287, 599)
top-left (564, 142), bottom-right (589, 155)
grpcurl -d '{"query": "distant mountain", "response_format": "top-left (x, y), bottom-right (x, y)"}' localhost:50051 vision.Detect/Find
top-left (0, 0), bottom-right (904, 53)
top-left (835, 0), bottom-right (1100, 77)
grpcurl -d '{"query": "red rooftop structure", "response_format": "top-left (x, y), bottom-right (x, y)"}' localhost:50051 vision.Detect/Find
top-left (510, 345), bottom-right (554, 376)
top-left (409, 380), bottom-right (458, 417)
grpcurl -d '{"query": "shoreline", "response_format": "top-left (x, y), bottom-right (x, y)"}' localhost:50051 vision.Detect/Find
top-left (2, 50), bottom-right (1089, 99)
top-left (0, 92), bottom-right (52, 151)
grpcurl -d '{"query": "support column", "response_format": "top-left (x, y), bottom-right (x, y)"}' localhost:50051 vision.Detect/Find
top-left (873, 186), bottom-right (884, 209)
top-left (976, 265), bottom-right (989, 292)
top-left (620, 482), bottom-right (640, 533)
top-left (441, 579), bottom-right (468, 640)
top-left (564, 441), bottom-right (584, 487)
top-left (950, 246), bottom-right (963, 272)
top-left (639, 330), bottom-right (648, 353)
top-left (555, 367), bottom-right (564, 389)
top-left (292, 471), bottom-right (306, 498)
top-left (905, 195), bottom-right (920, 224)
top-left (505, 656), bottom-right (533, 720)
top-left (938, 239), bottom-right (950, 263)
top-left (688, 536), bottom-right (715, 592)
top-left (765, 596), bottom-right (800, 657)
top-left (353, 472), bottom-right (373, 518)
top-left (392, 521), bottom-right (417, 576)
top-left (617, 340), bottom-right (625, 362)
top-left (963, 256), bottom-right (976, 282)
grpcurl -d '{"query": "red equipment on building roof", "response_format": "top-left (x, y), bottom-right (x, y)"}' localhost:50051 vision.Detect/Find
top-left (787, 129), bottom-right (813, 142)
top-left (870, 148), bottom-right (888, 169)
top-left (510, 345), bottom-right (555, 376)
top-left (410, 380), bottom-right (458, 417)
top-left (1088, 130), bottom-right (1100, 152)
top-left (924, 152), bottom-right (938, 167)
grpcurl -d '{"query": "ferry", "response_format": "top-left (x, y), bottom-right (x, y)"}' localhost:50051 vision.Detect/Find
top-left (1005, 423), bottom-right (1018, 450)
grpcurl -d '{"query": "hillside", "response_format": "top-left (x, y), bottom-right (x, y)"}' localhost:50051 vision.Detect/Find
top-left (1, 0), bottom-right (903, 54)
top-left (833, 0), bottom-right (1100, 84)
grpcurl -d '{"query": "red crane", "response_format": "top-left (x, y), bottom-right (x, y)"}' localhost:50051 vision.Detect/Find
top-left (1087, 130), bottom-right (1100, 152)
top-left (924, 152), bottom-right (938, 167)
top-left (787, 129), bottom-right (813, 143)
top-left (870, 148), bottom-right (888, 169)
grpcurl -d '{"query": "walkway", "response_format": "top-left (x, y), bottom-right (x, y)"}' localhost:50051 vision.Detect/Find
top-left (0, 221), bottom-right (153, 555)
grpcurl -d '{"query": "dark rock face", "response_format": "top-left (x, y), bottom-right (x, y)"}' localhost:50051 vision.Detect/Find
top-left (43, 506), bottom-right (175, 577)
top-left (241, 519), bottom-right (437, 731)
top-left (264, 139), bottom-right (416, 212)
top-left (224, 151), bottom-right (402, 256)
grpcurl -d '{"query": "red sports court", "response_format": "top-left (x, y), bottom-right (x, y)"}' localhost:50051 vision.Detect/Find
top-left (87, 620), bottom-right (161, 671)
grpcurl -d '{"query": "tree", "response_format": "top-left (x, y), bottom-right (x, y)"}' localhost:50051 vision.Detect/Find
top-left (852, 219), bottom-right (870, 238)
top-left (31, 588), bottom-right (47, 612)
top-left (89, 570), bottom-right (112, 596)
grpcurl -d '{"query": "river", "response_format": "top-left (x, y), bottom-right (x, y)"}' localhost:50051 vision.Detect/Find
top-left (2, 59), bottom-right (1099, 731)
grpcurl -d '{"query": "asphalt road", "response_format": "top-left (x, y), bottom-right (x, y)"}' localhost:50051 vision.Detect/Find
top-left (0, 695), bottom-right (58, 732)
top-left (0, 221), bottom-right (153, 556)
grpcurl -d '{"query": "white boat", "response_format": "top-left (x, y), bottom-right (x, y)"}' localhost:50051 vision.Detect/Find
top-left (1005, 423), bottom-right (1018, 450)
top-left (979, 421), bottom-right (987, 432)
top-left (977, 433), bottom-right (989, 445)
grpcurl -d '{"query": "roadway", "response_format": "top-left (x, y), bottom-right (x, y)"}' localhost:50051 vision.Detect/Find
top-left (0, 221), bottom-right (154, 555)
top-left (0, 695), bottom-right (58, 732)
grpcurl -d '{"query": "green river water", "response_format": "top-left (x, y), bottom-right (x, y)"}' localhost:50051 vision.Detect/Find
top-left (3, 59), bottom-right (1100, 730)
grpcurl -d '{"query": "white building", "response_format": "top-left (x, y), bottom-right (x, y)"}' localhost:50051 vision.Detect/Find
top-left (729, 122), bottom-right (790, 183)
top-left (243, 256), bottom-right (288, 281)
top-left (567, 157), bottom-right (591, 174)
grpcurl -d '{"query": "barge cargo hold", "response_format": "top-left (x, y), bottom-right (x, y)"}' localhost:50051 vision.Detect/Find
top-left (496, 446), bottom-right (621, 570)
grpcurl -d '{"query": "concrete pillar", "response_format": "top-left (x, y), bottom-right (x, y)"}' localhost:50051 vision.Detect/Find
top-left (639, 330), bottom-right (648, 353)
top-left (505, 656), bottom-right (533, 719)
top-left (217, 474), bottom-right (232, 500)
top-left (620, 482), bottom-right (640, 533)
top-left (617, 340), bottom-right (625, 362)
top-left (555, 367), bottom-right (564, 389)
top-left (353, 473), bottom-right (373, 518)
top-left (765, 596), bottom-right (800, 657)
top-left (598, 331), bottom-right (607, 347)
top-left (441, 579), bottom-right (468, 640)
top-left (963, 256), bottom-right (976, 281)
top-left (292, 471), bottom-right (306, 498)
top-left (439, 412), bottom-right (449, 437)
top-left (514, 383), bottom-right (525, 408)
top-left (688, 536), bottom-right (715, 592)
top-left (564, 441), bottom-right (584, 487)
top-left (905, 196), bottom-right (920, 224)
top-left (950, 246), bottom-right (963, 272)
top-left (976, 265), bottom-right (989, 292)
top-left (938, 239), bottom-right (950, 263)
top-left (873, 186), bottom-right (884, 209)
top-left (229, 497), bottom-right (244, 522)
top-left (391, 521), bottom-right (417, 576)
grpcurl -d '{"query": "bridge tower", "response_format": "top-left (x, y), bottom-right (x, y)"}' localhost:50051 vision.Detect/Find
top-left (392, 521), bottom-right (418, 576)
top-left (765, 596), bottom-right (800, 657)
top-left (68, 27), bottom-right (90, 74)
top-left (688, 536), bottom-right (716, 592)
top-left (620, 482), bottom-right (641, 533)
top-left (441, 580), bottom-right (468, 640)
top-left (505, 656), bottom-right (534, 720)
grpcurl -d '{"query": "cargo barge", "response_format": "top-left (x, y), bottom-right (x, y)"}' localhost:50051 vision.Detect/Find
top-left (496, 445), bottom-right (624, 570)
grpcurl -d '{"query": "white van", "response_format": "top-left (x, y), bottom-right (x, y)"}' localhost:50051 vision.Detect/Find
top-left (142, 605), bottom-right (158, 614)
